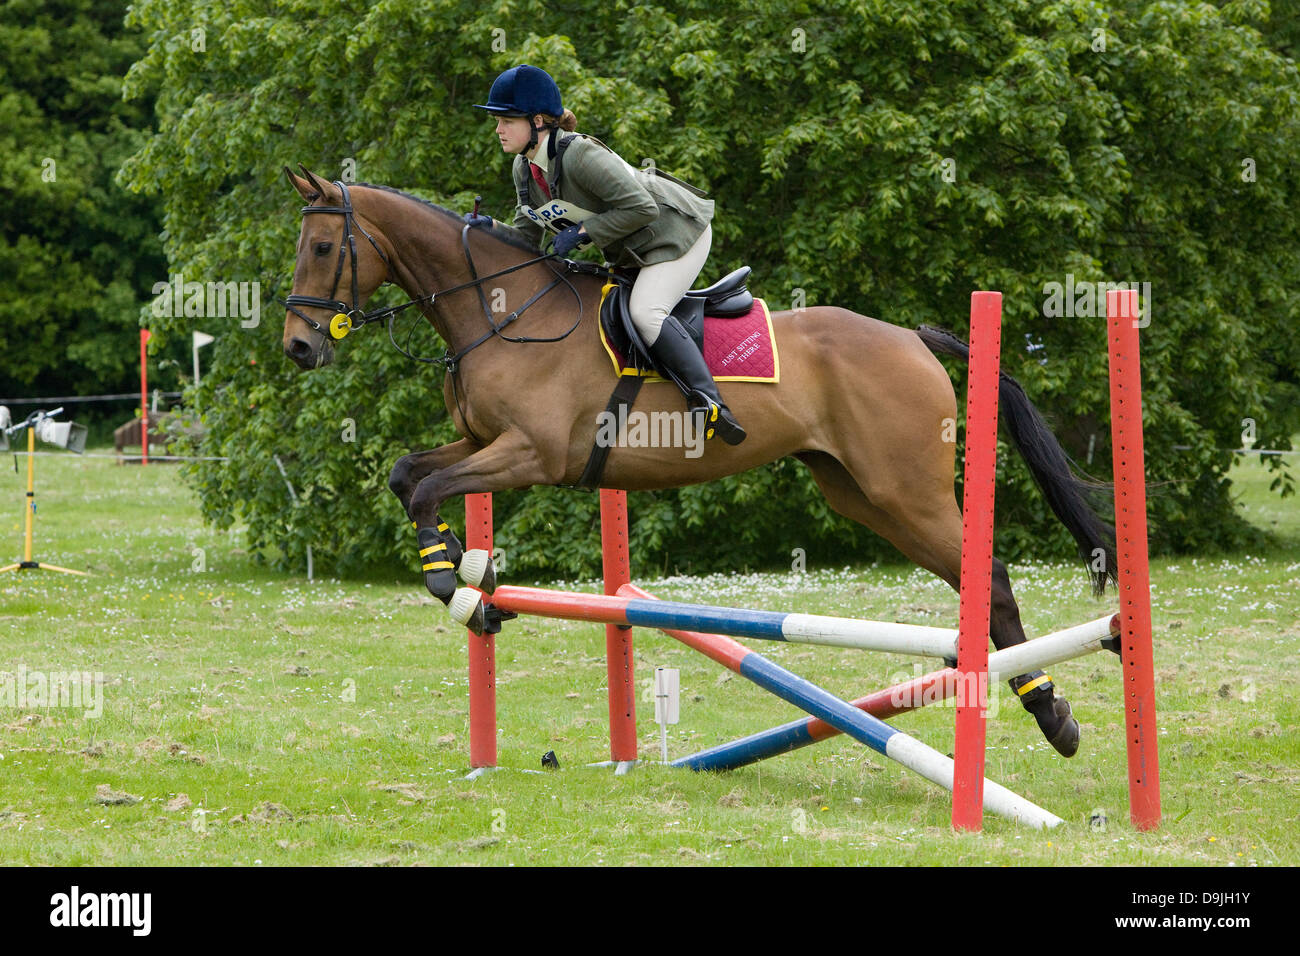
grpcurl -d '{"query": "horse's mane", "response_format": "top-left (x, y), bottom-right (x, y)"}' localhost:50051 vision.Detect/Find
top-left (353, 182), bottom-right (542, 256)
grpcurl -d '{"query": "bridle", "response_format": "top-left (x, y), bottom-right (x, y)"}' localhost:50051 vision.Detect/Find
top-left (281, 179), bottom-right (609, 443)
top-left (281, 180), bottom-right (603, 370)
top-left (283, 181), bottom-right (394, 341)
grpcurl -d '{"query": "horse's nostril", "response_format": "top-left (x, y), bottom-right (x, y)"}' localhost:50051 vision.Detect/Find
top-left (287, 337), bottom-right (312, 359)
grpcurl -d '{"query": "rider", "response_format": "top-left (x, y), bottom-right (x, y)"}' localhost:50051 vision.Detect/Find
top-left (469, 64), bottom-right (745, 445)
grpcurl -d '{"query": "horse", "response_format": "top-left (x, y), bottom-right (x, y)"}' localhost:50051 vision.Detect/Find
top-left (279, 166), bottom-right (1117, 758)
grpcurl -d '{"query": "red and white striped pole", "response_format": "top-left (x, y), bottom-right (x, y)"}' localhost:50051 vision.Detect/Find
top-left (1107, 290), bottom-right (1161, 830)
top-left (952, 291), bottom-right (1002, 831)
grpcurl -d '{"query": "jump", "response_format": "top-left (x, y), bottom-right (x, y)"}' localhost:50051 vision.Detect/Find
top-left (279, 162), bottom-right (1117, 759)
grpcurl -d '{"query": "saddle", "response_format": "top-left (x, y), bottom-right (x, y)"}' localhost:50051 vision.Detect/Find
top-left (600, 266), bottom-right (754, 375)
top-left (575, 266), bottom-right (756, 490)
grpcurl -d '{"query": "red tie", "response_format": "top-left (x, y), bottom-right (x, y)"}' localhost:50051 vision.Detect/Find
top-left (529, 162), bottom-right (552, 200)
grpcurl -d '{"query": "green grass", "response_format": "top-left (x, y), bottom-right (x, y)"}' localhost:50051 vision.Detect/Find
top-left (0, 447), bottom-right (1296, 865)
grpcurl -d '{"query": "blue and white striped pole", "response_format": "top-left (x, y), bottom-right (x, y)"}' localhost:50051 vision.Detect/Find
top-left (613, 585), bottom-right (1062, 828)
top-left (488, 585), bottom-right (957, 658)
top-left (736, 653), bottom-right (1062, 827)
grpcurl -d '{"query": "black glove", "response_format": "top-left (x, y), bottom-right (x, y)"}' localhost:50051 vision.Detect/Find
top-left (462, 213), bottom-right (493, 227)
top-left (553, 223), bottom-right (589, 256)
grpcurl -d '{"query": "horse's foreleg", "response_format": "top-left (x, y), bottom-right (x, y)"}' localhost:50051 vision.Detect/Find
top-left (389, 439), bottom-right (481, 514)
top-left (389, 439), bottom-right (482, 574)
top-left (407, 434), bottom-right (556, 631)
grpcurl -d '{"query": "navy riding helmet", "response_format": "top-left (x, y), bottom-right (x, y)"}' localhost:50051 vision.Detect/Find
top-left (473, 64), bottom-right (562, 118)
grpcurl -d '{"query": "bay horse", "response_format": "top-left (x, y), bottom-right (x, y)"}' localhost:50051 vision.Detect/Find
top-left (280, 166), bottom-right (1116, 758)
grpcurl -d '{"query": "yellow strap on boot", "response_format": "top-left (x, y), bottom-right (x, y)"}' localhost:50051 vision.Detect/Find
top-left (1015, 674), bottom-right (1053, 697)
top-left (419, 541), bottom-right (452, 571)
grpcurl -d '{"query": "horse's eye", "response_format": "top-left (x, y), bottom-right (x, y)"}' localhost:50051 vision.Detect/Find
top-left (315, 241), bottom-right (332, 256)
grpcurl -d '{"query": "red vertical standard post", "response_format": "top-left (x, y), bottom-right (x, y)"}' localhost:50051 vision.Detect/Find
top-left (952, 291), bottom-right (1002, 832)
top-left (1106, 290), bottom-right (1161, 830)
top-left (464, 493), bottom-right (497, 769)
top-left (140, 329), bottom-right (151, 466)
top-left (600, 489), bottom-right (638, 763)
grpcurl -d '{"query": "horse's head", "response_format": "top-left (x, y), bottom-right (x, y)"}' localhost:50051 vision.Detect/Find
top-left (282, 166), bottom-right (392, 370)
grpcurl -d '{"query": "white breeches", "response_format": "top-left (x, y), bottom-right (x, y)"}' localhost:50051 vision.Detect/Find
top-left (627, 224), bottom-right (713, 346)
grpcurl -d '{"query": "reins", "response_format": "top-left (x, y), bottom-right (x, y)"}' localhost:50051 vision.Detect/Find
top-left (282, 180), bottom-right (610, 371)
top-left (388, 226), bottom-right (587, 372)
top-left (282, 180), bottom-right (615, 444)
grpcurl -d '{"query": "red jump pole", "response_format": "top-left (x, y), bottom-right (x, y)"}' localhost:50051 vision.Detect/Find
top-left (1107, 290), bottom-right (1161, 830)
top-left (600, 489), bottom-right (638, 764)
top-left (464, 493), bottom-right (497, 769)
top-left (952, 291), bottom-right (1002, 831)
top-left (140, 329), bottom-right (151, 466)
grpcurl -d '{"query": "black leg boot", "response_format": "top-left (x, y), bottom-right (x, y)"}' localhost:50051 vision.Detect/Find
top-left (413, 517), bottom-right (463, 569)
top-left (1009, 670), bottom-right (1080, 757)
top-left (647, 315), bottom-right (746, 445)
top-left (416, 526), bottom-right (457, 604)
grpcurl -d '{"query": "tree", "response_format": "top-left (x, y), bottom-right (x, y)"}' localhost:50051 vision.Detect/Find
top-left (0, 0), bottom-right (168, 410)
top-left (118, 0), bottom-right (1300, 578)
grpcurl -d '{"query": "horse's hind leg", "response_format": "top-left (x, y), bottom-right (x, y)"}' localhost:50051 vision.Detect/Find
top-left (990, 559), bottom-right (1080, 756)
top-left (796, 451), bottom-right (1080, 757)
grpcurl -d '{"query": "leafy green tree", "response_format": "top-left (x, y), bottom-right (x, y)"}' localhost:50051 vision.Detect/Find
top-left (0, 0), bottom-right (169, 411)
top-left (119, 0), bottom-right (1300, 579)
top-left (1263, 0), bottom-right (1300, 60)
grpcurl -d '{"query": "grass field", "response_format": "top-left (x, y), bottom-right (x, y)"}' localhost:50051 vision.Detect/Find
top-left (0, 447), bottom-right (1296, 866)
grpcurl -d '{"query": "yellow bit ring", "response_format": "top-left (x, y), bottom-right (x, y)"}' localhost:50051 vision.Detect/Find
top-left (329, 313), bottom-right (353, 339)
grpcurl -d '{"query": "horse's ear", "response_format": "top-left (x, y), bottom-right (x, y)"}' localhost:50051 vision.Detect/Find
top-left (297, 164), bottom-right (330, 201)
top-left (284, 165), bottom-right (319, 202)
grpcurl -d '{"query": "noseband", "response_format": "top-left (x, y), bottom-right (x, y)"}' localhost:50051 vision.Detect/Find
top-left (283, 181), bottom-right (393, 340)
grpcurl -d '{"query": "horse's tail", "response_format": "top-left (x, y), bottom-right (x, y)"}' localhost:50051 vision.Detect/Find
top-left (915, 325), bottom-right (1117, 596)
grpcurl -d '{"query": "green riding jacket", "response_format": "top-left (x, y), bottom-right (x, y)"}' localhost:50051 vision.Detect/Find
top-left (500, 131), bottom-right (714, 268)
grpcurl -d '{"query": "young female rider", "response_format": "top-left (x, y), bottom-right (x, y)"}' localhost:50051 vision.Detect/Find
top-left (468, 64), bottom-right (746, 445)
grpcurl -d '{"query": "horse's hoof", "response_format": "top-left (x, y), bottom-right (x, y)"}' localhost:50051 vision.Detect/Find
top-left (457, 549), bottom-right (496, 592)
top-left (1035, 697), bottom-right (1080, 758)
top-left (418, 527), bottom-right (456, 602)
top-left (1010, 670), bottom-right (1080, 758)
top-left (449, 587), bottom-right (486, 634)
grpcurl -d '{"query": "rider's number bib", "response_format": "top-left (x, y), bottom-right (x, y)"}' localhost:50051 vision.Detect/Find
top-left (520, 198), bottom-right (599, 234)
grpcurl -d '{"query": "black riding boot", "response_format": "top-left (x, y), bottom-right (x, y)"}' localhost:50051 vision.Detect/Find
top-left (647, 316), bottom-right (746, 445)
